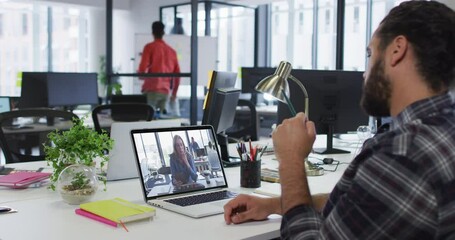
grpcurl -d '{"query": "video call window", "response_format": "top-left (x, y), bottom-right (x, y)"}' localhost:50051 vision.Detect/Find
top-left (132, 129), bottom-right (225, 197)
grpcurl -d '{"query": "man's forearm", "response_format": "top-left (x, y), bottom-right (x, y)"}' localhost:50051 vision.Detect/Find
top-left (279, 156), bottom-right (313, 214)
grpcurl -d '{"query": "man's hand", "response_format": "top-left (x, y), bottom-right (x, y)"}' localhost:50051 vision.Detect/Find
top-left (224, 195), bottom-right (281, 225)
top-left (272, 112), bottom-right (316, 165)
top-left (272, 112), bottom-right (316, 213)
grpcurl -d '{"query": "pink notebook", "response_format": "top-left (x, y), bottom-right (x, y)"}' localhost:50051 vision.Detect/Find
top-left (0, 172), bottom-right (51, 188)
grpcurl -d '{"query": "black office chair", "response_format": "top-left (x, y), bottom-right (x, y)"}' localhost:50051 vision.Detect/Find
top-left (226, 99), bottom-right (259, 142)
top-left (0, 108), bottom-right (79, 164)
top-left (110, 94), bottom-right (147, 104)
top-left (91, 103), bottom-right (155, 135)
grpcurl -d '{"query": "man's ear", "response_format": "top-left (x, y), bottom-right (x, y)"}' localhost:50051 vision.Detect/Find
top-left (390, 35), bottom-right (408, 66)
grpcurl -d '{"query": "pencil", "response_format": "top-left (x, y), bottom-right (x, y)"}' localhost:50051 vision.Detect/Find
top-left (119, 220), bottom-right (129, 232)
top-left (281, 89), bottom-right (297, 116)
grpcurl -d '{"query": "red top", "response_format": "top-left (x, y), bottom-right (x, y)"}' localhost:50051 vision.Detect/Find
top-left (137, 39), bottom-right (180, 96)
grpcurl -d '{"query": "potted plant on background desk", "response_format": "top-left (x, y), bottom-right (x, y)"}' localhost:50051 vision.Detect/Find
top-left (44, 117), bottom-right (114, 204)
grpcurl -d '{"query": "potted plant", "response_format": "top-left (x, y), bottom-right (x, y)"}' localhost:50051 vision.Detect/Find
top-left (98, 55), bottom-right (123, 98)
top-left (44, 117), bottom-right (114, 204)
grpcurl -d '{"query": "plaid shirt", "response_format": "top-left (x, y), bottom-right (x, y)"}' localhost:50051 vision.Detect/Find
top-left (281, 91), bottom-right (455, 239)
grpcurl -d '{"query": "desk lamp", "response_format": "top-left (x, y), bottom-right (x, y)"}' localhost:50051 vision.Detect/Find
top-left (255, 61), bottom-right (323, 176)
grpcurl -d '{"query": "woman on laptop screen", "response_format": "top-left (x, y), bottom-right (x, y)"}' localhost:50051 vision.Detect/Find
top-left (170, 135), bottom-right (198, 188)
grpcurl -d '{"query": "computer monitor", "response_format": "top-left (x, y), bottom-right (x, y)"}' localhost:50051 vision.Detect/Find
top-left (18, 72), bottom-right (49, 109)
top-left (277, 69), bottom-right (369, 154)
top-left (0, 97), bottom-right (11, 113)
top-left (202, 71), bottom-right (241, 166)
top-left (47, 72), bottom-right (99, 109)
top-left (241, 67), bottom-right (276, 93)
top-left (241, 67), bottom-right (275, 104)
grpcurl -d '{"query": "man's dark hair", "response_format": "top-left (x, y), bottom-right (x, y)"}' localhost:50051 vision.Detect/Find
top-left (152, 21), bottom-right (165, 39)
top-left (376, 0), bottom-right (455, 91)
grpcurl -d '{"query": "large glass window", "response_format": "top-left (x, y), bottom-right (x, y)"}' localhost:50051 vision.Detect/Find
top-left (270, 2), bottom-right (289, 67)
top-left (51, 7), bottom-right (89, 72)
top-left (317, 0), bottom-right (337, 70)
top-left (161, 2), bottom-right (255, 73)
top-left (343, 0), bottom-right (367, 71)
top-left (270, 0), bottom-right (410, 71)
top-left (0, 2), bottom-right (92, 97)
top-left (293, 1), bottom-right (314, 69)
top-left (159, 2), bottom-right (255, 122)
top-left (270, 0), bottom-right (337, 70)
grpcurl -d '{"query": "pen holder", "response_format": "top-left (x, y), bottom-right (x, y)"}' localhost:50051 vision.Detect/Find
top-left (240, 160), bottom-right (261, 188)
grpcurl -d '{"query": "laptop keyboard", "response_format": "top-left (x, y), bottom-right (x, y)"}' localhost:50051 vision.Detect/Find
top-left (165, 190), bottom-right (237, 207)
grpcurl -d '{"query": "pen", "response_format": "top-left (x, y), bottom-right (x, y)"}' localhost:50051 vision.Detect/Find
top-left (259, 144), bottom-right (268, 159)
top-left (281, 89), bottom-right (297, 116)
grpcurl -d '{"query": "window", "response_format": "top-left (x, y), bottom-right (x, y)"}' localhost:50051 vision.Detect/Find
top-left (0, 14), bottom-right (3, 37)
top-left (343, 0), bottom-right (408, 71)
top-left (344, 0), bottom-right (366, 71)
top-left (271, 0), bottom-right (410, 72)
top-left (22, 13), bottom-right (27, 35)
top-left (0, 2), bottom-right (91, 96)
top-left (318, 0), bottom-right (337, 70)
top-left (162, 3), bottom-right (254, 73)
top-left (353, 6), bottom-right (359, 32)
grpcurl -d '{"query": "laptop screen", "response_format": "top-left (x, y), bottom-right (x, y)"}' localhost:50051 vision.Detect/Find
top-left (131, 125), bottom-right (228, 200)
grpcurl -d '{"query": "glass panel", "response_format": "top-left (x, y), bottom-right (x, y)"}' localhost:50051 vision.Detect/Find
top-left (0, 1), bottom-right (97, 97)
top-left (371, 0), bottom-right (408, 33)
top-left (161, 2), bottom-right (255, 73)
top-left (270, 1), bottom-right (289, 67)
top-left (175, 3), bottom-right (206, 36)
top-left (270, 0), bottom-right (315, 69)
top-left (293, 0), bottom-right (314, 69)
top-left (343, 0), bottom-right (367, 71)
top-left (162, 7), bottom-right (175, 35)
top-left (316, 0), bottom-right (337, 70)
top-left (211, 4), bottom-right (255, 72)
top-left (51, 6), bottom-right (89, 72)
top-left (0, 2), bottom-right (47, 96)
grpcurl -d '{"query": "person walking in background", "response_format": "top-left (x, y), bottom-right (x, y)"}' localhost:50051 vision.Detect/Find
top-left (190, 137), bottom-right (200, 155)
top-left (138, 21), bottom-right (180, 115)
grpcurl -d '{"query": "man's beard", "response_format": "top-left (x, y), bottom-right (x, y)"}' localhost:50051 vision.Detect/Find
top-left (360, 58), bottom-right (392, 117)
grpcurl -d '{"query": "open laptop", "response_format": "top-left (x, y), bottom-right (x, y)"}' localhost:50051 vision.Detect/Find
top-left (130, 125), bottom-right (238, 218)
top-left (107, 119), bottom-right (181, 181)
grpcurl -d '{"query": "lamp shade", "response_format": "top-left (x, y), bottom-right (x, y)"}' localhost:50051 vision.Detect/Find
top-left (254, 61), bottom-right (293, 103)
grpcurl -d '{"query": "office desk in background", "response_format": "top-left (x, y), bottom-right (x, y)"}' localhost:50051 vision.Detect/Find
top-left (0, 135), bottom-right (360, 240)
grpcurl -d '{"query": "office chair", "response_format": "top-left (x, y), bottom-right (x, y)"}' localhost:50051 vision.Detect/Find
top-left (110, 94), bottom-right (147, 104)
top-left (91, 103), bottom-right (154, 135)
top-left (0, 108), bottom-right (79, 164)
top-left (226, 99), bottom-right (259, 142)
top-left (206, 148), bottom-right (222, 177)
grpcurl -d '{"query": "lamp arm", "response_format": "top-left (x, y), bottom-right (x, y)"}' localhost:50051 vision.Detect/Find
top-left (289, 75), bottom-right (309, 118)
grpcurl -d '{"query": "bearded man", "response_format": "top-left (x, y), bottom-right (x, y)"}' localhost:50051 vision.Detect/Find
top-left (223, 1), bottom-right (455, 239)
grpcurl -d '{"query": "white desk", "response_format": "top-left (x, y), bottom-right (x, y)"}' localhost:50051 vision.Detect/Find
top-left (0, 135), bottom-right (361, 240)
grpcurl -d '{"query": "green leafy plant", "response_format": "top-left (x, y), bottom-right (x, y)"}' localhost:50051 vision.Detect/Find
top-left (98, 55), bottom-right (122, 96)
top-left (44, 117), bottom-right (114, 191)
top-left (65, 171), bottom-right (90, 191)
